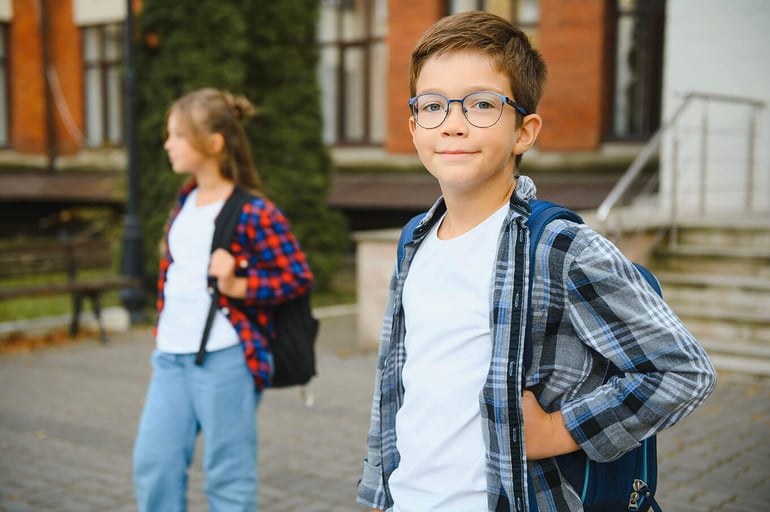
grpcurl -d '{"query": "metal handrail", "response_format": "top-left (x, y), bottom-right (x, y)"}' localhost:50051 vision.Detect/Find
top-left (596, 90), bottom-right (766, 232)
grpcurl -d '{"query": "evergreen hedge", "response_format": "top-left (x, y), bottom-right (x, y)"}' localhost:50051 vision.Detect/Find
top-left (135, 0), bottom-right (347, 295)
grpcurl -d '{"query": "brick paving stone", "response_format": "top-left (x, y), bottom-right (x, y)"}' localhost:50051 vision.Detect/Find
top-left (1, 318), bottom-right (769, 511)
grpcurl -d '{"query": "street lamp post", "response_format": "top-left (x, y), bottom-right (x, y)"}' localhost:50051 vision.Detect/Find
top-left (120, 0), bottom-right (146, 323)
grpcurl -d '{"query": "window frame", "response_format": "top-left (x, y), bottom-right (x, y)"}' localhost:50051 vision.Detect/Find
top-left (0, 22), bottom-right (9, 148)
top-left (605, 0), bottom-right (666, 141)
top-left (319, 0), bottom-right (387, 147)
top-left (446, 0), bottom-right (540, 35)
top-left (81, 22), bottom-right (124, 148)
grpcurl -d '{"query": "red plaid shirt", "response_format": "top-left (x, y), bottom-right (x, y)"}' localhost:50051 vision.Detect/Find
top-left (156, 181), bottom-right (314, 390)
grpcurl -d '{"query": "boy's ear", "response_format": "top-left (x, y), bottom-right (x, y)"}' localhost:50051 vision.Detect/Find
top-left (513, 113), bottom-right (542, 155)
top-left (408, 116), bottom-right (417, 138)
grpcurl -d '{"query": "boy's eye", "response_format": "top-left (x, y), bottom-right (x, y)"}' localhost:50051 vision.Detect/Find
top-left (423, 102), bottom-right (445, 113)
top-left (465, 93), bottom-right (500, 111)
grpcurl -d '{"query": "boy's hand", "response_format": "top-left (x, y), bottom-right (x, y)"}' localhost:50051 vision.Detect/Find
top-left (522, 390), bottom-right (580, 460)
top-left (208, 248), bottom-right (247, 298)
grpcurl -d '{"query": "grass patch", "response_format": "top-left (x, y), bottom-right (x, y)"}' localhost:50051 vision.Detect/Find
top-left (312, 255), bottom-right (356, 307)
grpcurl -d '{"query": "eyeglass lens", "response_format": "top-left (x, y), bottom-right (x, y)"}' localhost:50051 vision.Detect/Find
top-left (411, 92), bottom-right (506, 129)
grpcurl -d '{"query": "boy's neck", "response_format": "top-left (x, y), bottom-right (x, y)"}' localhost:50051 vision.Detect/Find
top-left (437, 177), bottom-right (517, 240)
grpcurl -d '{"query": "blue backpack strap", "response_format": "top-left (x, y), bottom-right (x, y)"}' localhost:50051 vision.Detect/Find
top-left (397, 212), bottom-right (427, 272)
top-left (633, 263), bottom-right (662, 297)
top-left (524, 200), bottom-right (583, 375)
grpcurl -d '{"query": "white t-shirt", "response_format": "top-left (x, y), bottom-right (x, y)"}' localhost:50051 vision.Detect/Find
top-left (389, 204), bottom-right (508, 512)
top-left (157, 189), bottom-right (240, 354)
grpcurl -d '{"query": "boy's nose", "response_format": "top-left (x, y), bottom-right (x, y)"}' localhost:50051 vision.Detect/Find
top-left (442, 102), bottom-right (468, 133)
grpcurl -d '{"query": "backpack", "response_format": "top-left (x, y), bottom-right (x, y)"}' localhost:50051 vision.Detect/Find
top-left (397, 199), bottom-right (663, 512)
top-left (195, 186), bottom-right (318, 389)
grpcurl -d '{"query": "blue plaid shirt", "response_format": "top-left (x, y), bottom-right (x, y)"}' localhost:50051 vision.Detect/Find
top-left (356, 176), bottom-right (716, 511)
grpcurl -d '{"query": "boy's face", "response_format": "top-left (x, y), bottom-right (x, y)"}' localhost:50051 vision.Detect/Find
top-left (409, 51), bottom-right (539, 195)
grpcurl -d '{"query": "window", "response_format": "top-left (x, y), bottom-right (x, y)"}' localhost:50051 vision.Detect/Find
top-left (0, 23), bottom-right (8, 147)
top-left (448, 0), bottom-right (539, 41)
top-left (82, 23), bottom-right (124, 147)
top-left (318, 0), bottom-right (387, 146)
top-left (609, 0), bottom-right (665, 139)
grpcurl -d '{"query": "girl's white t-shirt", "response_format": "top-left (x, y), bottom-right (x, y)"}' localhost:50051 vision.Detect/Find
top-left (157, 189), bottom-right (240, 354)
top-left (389, 204), bottom-right (508, 512)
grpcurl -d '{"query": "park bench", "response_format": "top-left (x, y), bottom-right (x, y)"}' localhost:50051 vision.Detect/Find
top-left (0, 238), bottom-right (140, 343)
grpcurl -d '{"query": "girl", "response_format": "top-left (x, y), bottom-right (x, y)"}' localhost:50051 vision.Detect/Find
top-left (133, 88), bottom-right (313, 512)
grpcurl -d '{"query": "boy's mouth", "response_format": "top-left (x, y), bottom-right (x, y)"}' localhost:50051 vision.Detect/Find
top-left (437, 149), bottom-right (477, 158)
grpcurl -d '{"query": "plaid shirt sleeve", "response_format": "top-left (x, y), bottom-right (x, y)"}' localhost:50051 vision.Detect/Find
top-left (237, 198), bottom-right (313, 305)
top-left (221, 196), bottom-right (313, 390)
top-left (356, 267), bottom-right (398, 510)
top-left (538, 221), bottom-right (717, 462)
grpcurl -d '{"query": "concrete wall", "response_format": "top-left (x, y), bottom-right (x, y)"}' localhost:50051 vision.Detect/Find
top-left (660, 0), bottom-right (770, 213)
top-left (353, 229), bottom-right (400, 351)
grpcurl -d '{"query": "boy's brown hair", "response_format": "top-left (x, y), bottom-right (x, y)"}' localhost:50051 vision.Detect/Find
top-left (409, 11), bottom-right (547, 117)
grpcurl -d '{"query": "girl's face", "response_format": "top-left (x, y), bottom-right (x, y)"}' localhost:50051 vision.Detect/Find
top-left (409, 50), bottom-right (536, 197)
top-left (163, 111), bottom-right (216, 176)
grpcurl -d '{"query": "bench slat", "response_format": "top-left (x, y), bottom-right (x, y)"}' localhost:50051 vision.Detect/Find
top-left (0, 240), bottom-right (114, 279)
top-left (0, 276), bottom-right (140, 300)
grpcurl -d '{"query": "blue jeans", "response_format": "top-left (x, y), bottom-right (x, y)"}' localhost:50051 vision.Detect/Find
top-left (133, 345), bottom-right (261, 512)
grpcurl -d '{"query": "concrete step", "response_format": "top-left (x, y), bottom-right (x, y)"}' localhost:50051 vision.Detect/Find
top-left (707, 353), bottom-right (770, 377)
top-left (672, 221), bottom-right (770, 252)
top-left (656, 245), bottom-right (770, 260)
top-left (673, 305), bottom-right (770, 346)
top-left (651, 248), bottom-right (770, 278)
top-left (698, 339), bottom-right (770, 377)
top-left (656, 272), bottom-right (770, 314)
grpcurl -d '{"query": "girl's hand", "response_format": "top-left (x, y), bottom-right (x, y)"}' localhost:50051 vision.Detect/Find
top-left (208, 248), bottom-right (246, 298)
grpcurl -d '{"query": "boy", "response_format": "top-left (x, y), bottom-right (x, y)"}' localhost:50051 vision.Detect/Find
top-left (356, 11), bottom-right (716, 512)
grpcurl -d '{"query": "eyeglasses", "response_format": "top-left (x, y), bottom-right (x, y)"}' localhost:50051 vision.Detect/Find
top-left (408, 91), bottom-right (528, 129)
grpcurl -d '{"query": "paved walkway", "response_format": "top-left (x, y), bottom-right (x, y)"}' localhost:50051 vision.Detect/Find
top-left (0, 311), bottom-right (768, 512)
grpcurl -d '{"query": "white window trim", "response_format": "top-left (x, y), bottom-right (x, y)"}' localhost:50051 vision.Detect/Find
top-left (0, 0), bottom-right (12, 22)
top-left (73, 0), bottom-right (125, 26)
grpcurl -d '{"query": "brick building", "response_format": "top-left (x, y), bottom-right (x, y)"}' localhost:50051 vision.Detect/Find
top-left (0, 0), bottom-right (126, 237)
top-left (0, 0), bottom-right (667, 236)
top-left (321, 0), bottom-right (666, 229)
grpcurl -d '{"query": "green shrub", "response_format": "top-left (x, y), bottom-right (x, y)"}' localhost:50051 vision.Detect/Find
top-left (135, 0), bottom-right (346, 293)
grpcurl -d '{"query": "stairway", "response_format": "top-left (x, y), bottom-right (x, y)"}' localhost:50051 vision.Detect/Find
top-left (646, 216), bottom-right (770, 375)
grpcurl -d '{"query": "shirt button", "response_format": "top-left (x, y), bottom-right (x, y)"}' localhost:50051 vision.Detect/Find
top-left (239, 259), bottom-right (248, 268)
top-left (222, 307), bottom-right (230, 315)
top-left (207, 286), bottom-right (214, 294)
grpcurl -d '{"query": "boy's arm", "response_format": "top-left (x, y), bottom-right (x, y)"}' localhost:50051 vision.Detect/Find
top-left (554, 230), bottom-right (716, 462)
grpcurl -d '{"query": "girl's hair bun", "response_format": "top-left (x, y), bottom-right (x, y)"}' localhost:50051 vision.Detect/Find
top-left (223, 92), bottom-right (256, 121)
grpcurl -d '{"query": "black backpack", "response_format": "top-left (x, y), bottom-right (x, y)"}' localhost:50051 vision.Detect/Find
top-left (398, 199), bottom-right (663, 512)
top-left (195, 186), bottom-right (318, 388)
